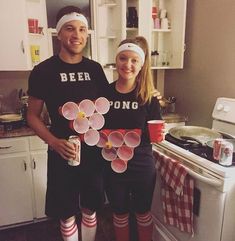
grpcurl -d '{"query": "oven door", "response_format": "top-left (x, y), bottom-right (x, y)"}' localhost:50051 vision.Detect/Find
top-left (151, 147), bottom-right (226, 241)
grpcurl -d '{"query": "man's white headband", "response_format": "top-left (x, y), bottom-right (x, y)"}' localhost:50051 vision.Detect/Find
top-left (56, 12), bottom-right (88, 33)
top-left (116, 43), bottom-right (145, 65)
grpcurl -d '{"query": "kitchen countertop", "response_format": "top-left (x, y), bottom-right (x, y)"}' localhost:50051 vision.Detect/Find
top-left (0, 126), bottom-right (36, 138)
top-left (162, 113), bottom-right (188, 123)
top-left (0, 113), bottom-right (188, 139)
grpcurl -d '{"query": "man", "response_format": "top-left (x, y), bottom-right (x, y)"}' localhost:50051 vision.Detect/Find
top-left (27, 6), bottom-right (108, 241)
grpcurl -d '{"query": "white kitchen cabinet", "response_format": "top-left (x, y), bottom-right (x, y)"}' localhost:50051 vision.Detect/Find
top-left (95, 0), bottom-right (187, 70)
top-left (0, 0), bottom-right (49, 71)
top-left (0, 153), bottom-right (34, 226)
top-left (150, 0), bottom-right (187, 69)
top-left (94, 0), bottom-right (123, 67)
top-left (29, 136), bottom-right (47, 219)
top-left (0, 136), bottom-right (48, 228)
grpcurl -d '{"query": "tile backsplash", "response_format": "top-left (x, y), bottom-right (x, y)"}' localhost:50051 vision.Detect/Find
top-left (0, 71), bottom-right (30, 113)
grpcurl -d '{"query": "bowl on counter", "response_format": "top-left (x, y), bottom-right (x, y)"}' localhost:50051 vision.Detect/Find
top-left (0, 113), bottom-right (24, 131)
top-left (162, 113), bottom-right (188, 132)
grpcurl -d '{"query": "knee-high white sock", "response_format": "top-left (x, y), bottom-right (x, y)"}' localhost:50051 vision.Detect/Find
top-left (60, 217), bottom-right (79, 241)
top-left (81, 212), bottom-right (97, 241)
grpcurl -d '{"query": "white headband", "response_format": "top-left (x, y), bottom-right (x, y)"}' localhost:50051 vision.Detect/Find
top-left (56, 12), bottom-right (88, 33)
top-left (116, 43), bottom-right (145, 65)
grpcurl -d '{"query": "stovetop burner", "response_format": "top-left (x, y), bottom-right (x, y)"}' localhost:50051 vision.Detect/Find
top-left (165, 134), bottom-right (235, 166)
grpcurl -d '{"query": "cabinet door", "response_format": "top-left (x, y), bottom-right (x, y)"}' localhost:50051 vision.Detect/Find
top-left (0, 0), bottom-right (30, 70)
top-left (149, 0), bottom-right (187, 69)
top-left (0, 154), bottom-right (34, 226)
top-left (0, 0), bottom-right (49, 71)
top-left (95, 0), bottom-right (123, 67)
top-left (94, 0), bottom-right (187, 70)
top-left (31, 151), bottom-right (47, 219)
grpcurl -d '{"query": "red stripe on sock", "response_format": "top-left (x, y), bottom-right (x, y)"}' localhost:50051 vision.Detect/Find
top-left (60, 220), bottom-right (78, 237)
top-left (82, 215), bottom-right (97, 228)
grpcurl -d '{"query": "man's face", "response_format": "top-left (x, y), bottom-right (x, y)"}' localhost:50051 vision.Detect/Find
top-left (58, 20), bottom-right (88, 56)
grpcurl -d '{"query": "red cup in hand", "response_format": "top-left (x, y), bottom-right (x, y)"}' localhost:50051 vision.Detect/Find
top-left (147, 120), bottom-right (165, 143)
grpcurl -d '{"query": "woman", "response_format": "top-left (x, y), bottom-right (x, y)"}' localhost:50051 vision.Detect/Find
top-left (104, 36), bottom-right (162, 241)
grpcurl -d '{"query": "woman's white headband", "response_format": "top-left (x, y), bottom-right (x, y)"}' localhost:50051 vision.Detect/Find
top-left (116, 43), bottom-right (145, 65)
top-left (56, 12), bottom-right (88, 33)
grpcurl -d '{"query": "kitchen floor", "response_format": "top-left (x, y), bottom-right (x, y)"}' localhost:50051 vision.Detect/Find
top-left (0, 205), bottom-right (115, 241)
top-left (0, 205), bottom-right (139, 241)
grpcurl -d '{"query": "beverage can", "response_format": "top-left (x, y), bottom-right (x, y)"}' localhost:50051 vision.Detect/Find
top-left (219, 141), bottom-right (233, 166)
top-left (68, 135), bottom-right (81, 166)
top-left (213, 138), bottom-right (223, 160)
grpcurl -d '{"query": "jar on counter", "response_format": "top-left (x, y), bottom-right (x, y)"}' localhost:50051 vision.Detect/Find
top-left (151, 50), bottom-right (159, 67)
top-left (167, 96), bottom-right (176, 113)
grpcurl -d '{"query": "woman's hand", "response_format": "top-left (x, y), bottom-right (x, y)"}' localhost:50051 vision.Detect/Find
top-left (152, 89), bottom-right (162, 100)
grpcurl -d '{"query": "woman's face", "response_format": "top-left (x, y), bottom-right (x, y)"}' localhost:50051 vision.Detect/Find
top-left (116, 50), bottom-right (143, 82)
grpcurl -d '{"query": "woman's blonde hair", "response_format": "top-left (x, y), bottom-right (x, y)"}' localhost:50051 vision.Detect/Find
top-left (118, 36), bottom-right (156, 105)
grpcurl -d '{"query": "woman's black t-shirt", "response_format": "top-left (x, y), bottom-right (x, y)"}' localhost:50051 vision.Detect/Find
top-left (104, 81), bottom-right (162, 172)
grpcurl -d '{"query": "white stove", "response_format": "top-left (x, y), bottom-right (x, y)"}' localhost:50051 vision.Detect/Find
top-left (151, 97), bottom-right (235, 241)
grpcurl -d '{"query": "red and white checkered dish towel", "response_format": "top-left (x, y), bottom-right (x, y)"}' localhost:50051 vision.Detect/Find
top-left (154, 151), bottom-right (194, 234)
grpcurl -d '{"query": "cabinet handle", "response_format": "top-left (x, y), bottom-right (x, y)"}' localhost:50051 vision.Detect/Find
top-left (21, 40), bottom-right (25, 54)
top-left (32, 158), bottom-right (36, 169)
top-left (24, 161), bottom-right (27, 171)
top-left (0, 145), bottom-right (12, 149)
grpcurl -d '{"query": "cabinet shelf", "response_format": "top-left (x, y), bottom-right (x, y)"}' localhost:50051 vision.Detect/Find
top-left (99, 35), bottom-right (117, 39)
top-left (152, 29), bottom-right (171, 33)
top-left (28, 33), bottom-right (44, 37)
top-left (126, 27), bottom-right (138, 31)
top-left (98, 3), bottom-right (117, 7)
top-left (151, 66), bottom-right (171, 70)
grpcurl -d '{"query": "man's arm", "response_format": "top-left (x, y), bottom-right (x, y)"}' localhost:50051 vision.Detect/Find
top-left (27, 96), bottom-right (76, 160)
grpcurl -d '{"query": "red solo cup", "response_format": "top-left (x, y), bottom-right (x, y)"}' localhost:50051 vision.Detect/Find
top-left (89, 113), bottom-right (105, 130)
top-left (102, 147), bottom-right (117, 161)
top-left (59, 102), bottom-right (79, 120)
top-left (147, 120), bottom-right (165, 143)
top-left (95, 97), bottom-right (110, 114)
top-left (153, 130), bottom-right (165, 143)
top-left (111, 158), bottom-right (127, 173)
top-left (116, 129), bottom-right (126, 136)
top-left (28, 18), bottom-right (38, 33)
top-left (78, 99), bottom-right (96, 117)
top-left (124, 130), bottom-right (141, 148)
top-left (96, 131), bottom-right (109, 148)
top-left (84, 129), bottom-right (100, 146)
top-left (100, 129), bottom-right (112, 136)
top-left (108, 130), bottom-right (124, 147)
top-left (117, 145), bottom-right (134, 161)
top-left (73, 117), bottom-right (89, 134)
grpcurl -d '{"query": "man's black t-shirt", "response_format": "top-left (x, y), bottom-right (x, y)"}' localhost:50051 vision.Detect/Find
top-left (28, 55), bottom-right (108, 138)
top-left (28, 55), bottom-right (109, 166)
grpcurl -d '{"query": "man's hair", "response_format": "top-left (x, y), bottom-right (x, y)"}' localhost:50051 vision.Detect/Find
top-left (56, 5), bottom-right (82, 24)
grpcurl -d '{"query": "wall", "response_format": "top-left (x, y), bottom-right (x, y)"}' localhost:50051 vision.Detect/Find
top-left (164, 0), bottom-right (235, 127)
top-left (0, 72), bottom-right (29, 113)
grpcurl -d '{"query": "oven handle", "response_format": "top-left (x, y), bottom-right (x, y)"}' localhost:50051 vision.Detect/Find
top-left (182, 165), bottom-right (222, 187)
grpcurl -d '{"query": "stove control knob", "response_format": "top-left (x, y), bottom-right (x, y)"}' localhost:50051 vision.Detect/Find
top-left (223, 105), bottom-right (230, 112)
top-left (216, 104), bottom-right (224, 111)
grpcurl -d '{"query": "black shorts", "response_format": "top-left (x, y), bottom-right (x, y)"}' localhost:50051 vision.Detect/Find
top-left (45, 148), bottom-right (105, 219)
top-left (79, 166), bottom-right (105, 212)
top-left (104, 146), bottom-right (156, 214)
